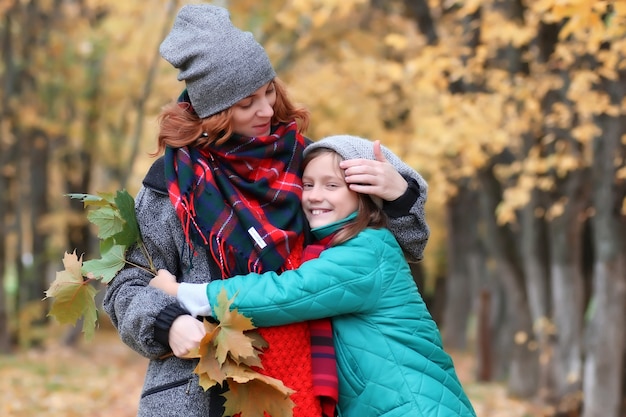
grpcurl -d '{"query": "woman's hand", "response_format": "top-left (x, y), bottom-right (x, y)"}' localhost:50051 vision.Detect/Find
top-left (150, 269), bottom-right (180, 296)
top-left (168, 315), bottom-right (206, 358)
top-left (339, 140), bottom-right (408, 201)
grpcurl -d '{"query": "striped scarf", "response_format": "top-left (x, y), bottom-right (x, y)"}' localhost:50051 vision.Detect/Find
top-left (164, 121), bottom-right (307, 278)
top-left (302, 236), bottom-right (339, 417)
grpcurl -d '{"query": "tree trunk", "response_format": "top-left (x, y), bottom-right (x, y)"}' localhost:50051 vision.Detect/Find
top-left (0, 149), bottom-right (11, 353)
top-left (546, 168), bottom-right (588, 405)
top-left (582, 100), bottom-right (626, 417)
top-left (20, 129), bottom-right (50, 310)
top-left (0, 12), bottom-right (12, 354)
top-left (478, 163), bottom-right (538, 396)
top-left (443, 182), bottom-right (481, 351)
top-left (519, 187), bottom-right (555, 402)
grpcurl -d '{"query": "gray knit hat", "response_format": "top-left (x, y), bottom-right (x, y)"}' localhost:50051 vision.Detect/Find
top-left (304, 135), bottom-right (428, 207)
top-left (159, 4), bottom-right (276, 118)
top-left (304, 135), bottom-right (423, 182)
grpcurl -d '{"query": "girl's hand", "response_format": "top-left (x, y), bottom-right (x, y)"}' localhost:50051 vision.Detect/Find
top-left (339, 140), bottom-right (408, 201)
top-left (150, 269), bottom-right (180, 296)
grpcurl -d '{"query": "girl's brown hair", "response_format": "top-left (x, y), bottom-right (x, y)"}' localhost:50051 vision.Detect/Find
top-left (153, 78), bottom-right (309, 155)
top-left (302, 148), bottom-right (388, 247)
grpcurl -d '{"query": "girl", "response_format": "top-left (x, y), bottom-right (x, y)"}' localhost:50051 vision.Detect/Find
top-left (150, 135), bottom-right (477, 417)
top-left (103, 4), bottom-right (430, 417)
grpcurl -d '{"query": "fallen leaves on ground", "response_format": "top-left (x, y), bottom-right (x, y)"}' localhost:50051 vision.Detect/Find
top-left (0, 322), bottom-right (548, 417)
top-left (450, 350), bottom-right (551, 417)
top-left (0, 323), bottom-right (146, 417)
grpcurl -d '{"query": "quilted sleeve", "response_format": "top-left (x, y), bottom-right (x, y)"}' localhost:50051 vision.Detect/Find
top-left (205, 233), bottom-right (385, 327)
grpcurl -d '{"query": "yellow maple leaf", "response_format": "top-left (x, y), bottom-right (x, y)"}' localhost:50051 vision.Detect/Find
top-left (44, 251), bottom-right (98, 340)
top-left (186, 290), bottom-right (295, 416)
top-left (213, 290), bottom-right (260, 365)
top-left (193, 323), bottom-right (226, 391)
top-left (223, 379), bottom-right (296, 417)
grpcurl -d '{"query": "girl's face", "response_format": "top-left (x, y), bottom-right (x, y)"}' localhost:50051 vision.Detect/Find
top-left (231, 81), bottom-right (276, 137)
top-left (302, 153), bottom-right (359, 229)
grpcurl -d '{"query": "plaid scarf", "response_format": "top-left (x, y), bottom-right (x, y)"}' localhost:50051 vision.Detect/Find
top-left (302, 236), bottom-right (339, 417)
top-left (164, 121), bottom-right (307, 278)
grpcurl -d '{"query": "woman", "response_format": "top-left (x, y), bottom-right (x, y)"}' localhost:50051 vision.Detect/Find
top-left (103, 4), bottom-right (429, 417)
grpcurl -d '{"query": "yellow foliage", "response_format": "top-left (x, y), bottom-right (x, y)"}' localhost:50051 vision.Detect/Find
top-left (10, 0), bottom-right (626, 301)
top-left (514, 331), bottom-right (529, 345)
top-left (385, 33), bottom-right (409, 52)
top-left (481, 8), bottom-right (536, 49)
top-left (571, 122), bottom-right (602, 145)
top-left (546, 198), bottom-right (568, 220)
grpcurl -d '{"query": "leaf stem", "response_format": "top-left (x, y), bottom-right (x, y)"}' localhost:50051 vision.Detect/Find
top-left (136, 240), bottom-right (156, 274)
top-left (123, 257), bottom-right (157, 276)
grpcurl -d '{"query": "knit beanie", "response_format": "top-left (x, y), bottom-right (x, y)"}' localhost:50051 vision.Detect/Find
top-left (159, 4), bottom-right (276, 118)
top-left (304, 135), bottom-right (420, 181)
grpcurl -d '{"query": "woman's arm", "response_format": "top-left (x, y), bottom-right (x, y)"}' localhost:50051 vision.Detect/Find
top-left (340, 141), bottom-right (429, 261)
top-left (103, 186), bottom-right (204, 358)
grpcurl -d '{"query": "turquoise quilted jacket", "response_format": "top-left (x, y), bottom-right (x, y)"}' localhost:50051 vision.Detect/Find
top-left (206, 224), bottom-right (477, 417)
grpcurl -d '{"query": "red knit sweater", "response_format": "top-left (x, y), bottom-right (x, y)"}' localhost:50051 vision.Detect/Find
top-left (255, 237), bottom-right (322, 417)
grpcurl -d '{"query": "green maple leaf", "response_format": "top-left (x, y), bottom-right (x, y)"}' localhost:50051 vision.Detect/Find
top-left (69, 190), bottom-right (140, 246)
top-left (46, 190), bottom-right (153, 341)
top-left (67, 192), bottom-right (115, 207)
top-left (45, 251), bottom-right (99, 340)
top-left (82, 239), bottom-right (126, 284)
top-left (112, 190), bottom-right (141, 246)
top-left (87, 206), bottom-right (125, 239)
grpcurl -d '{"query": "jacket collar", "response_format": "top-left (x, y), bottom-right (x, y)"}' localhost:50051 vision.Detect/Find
top-left (310, 211), bottom-right (358, 241)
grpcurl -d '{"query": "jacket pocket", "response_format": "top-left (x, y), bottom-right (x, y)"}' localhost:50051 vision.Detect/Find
top-left (141, 377), bottom-right (191, 398)
top-left (334, 342), bottom-right (366, 398)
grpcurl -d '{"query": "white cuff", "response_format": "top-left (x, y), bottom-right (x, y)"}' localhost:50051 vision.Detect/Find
top-left (177, 283), bottom-right (212, 317)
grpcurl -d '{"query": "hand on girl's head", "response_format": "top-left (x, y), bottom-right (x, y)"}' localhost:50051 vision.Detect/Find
top-left (339, 140), bottom-right (408, 201)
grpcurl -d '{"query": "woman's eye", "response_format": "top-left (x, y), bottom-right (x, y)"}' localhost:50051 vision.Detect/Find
top-left (238, 99), bottom-right (253, 108)
top-left (303, 183), bottom-right (313, 189)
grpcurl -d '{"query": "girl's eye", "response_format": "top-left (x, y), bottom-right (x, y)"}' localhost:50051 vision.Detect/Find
top-left (266, 87), bottom-right (275, 95)
top-left (303, 183), bottom-right (313, 189)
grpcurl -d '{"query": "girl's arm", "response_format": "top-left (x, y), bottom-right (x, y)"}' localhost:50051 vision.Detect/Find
top-left (150, 231), bottom-right (389, 327)
top-left (207, 232), bottom-right (387, 326)
top-left (150, 269), bottom-right (211, 317)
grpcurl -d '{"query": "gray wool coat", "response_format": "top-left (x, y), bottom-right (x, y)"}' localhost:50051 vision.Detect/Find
top-left (103, 156), bottom-right (429, 417)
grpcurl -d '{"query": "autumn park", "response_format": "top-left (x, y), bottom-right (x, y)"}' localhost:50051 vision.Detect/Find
top-left (1, 0), bottom-right (625, 416)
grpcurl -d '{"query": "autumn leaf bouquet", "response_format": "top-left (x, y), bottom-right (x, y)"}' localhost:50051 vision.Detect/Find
top-left (44, 191), bottom-right (295, 417)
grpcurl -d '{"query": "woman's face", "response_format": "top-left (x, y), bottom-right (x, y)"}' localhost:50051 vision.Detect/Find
top-left (302, 152), bottom-right (359, 229)
top-left (231, 81), bottom-right (276, 137)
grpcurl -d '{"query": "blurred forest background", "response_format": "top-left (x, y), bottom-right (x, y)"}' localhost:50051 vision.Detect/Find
top-left (1, 0), bottom-right (625, 416)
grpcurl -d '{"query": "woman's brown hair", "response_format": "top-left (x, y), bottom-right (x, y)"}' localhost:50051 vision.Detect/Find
top-left (301, 148), bottom-right (388, 247)
top-left (153, 78), bottom-right (309, 155)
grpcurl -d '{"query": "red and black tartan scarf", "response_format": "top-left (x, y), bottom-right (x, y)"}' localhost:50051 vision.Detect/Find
top-left (302, 235), bottom-right (339, 417)
top-left (164, 121), bottom-right (307, 278)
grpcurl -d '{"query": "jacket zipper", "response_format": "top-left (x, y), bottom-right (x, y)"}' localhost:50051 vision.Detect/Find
top-left (140, 376), bottom-right (193, 398)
